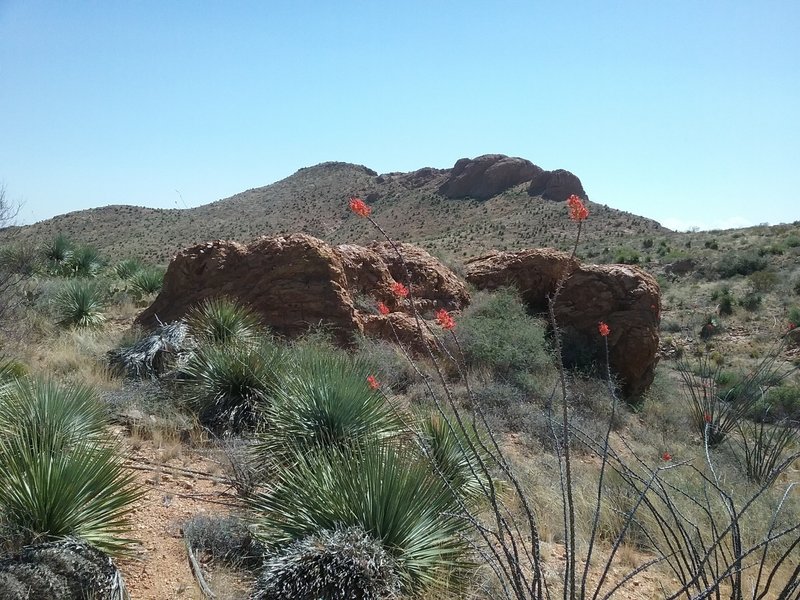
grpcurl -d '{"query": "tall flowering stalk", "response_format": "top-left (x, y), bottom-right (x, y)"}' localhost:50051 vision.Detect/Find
top-left (566, 194), bottom-right (588, 259)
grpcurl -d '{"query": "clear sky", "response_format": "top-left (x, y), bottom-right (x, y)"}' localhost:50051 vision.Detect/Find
top-left (1, 1), bottom-right (798, 231)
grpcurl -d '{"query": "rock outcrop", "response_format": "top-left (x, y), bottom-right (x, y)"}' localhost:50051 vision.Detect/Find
top-left (465, 249), bottom-right (579, 311)
top-left (528, 169), bottom-right (587, 202)
top-left (135, 234), bottom-right (468, 348)
top-left (466, 249), bottom-right (660, 398)
top-left (438, 154), bottom-right (543, 200)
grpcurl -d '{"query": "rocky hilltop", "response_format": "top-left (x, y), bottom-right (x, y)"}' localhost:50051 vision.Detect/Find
top-left (2, 155), bottom-right (665, 264)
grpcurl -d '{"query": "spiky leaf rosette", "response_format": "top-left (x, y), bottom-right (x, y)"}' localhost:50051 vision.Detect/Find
top-left (249, 443), bottom-right (472, 596)
top-left (253, 350), bottom-right (405, 465)
top-left (186, 296), bottom-right (264, 346)
top-left (183, 339), bottom-right (285, 432)
top-left (54, 279), bottom-right (107, 328)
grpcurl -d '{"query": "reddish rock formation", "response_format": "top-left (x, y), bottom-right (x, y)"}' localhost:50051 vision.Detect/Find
top-left (528, 169), bottom-right (587, 202)
top-left (135, 234), bottom-right (468, 348)
top-left (466, 249), bottom-right (660, 398)
top-left (465, 249), bottom-right (579, 311)
top-left (554, 264), bottom-right (661, 398)
top-left (370, 242), bottom-right (470, 313)
top-left (438, 154), bottom-right (543, 200)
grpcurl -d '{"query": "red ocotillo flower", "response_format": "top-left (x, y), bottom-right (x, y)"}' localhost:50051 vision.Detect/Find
top-left (391, 281), bottom-right (409, 298)
top-left (367, 375), bottom-right (380, 390)
top-left (567, 194), bottom-right (589, 222)
top-left (436, 308), bottom-right (455, 330)
top-left (349, 196), bottom-right (371, 217)
top-left (598, 321), bottom-right (610, 337)
top-left (377, 302), bottom-right (390, 316)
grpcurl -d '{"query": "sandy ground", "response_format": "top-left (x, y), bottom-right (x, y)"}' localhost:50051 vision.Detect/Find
top-left (116, 439), bottom-right (251, 600)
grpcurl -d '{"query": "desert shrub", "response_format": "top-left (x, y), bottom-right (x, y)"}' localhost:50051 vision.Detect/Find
top-left (0, 244), bottom-right (39, 276)
top-left (715, 251), bottom-right (768, 278)
top-left (249, 444), bottom-right (471, 597)
top-left (113, 258), bottom-right (143, 280)
top-left (0, 378), bottom-right (140, 555)
top-left (254, 349), bottom-right (405, 464)
top-left (748, 269), bottom-right (778, 292)
top-left (613, 246), bottom-right (640, 264)
top-left (739, 291), bottom-right (762, 312)
top-left (748, 385), bottom-right (800, 422)
top-left (757, 244), bottom-right (784, 256)
top-left (183, 514), bottom-right (263, 568)
top-left (129, 267), bottom-right (164, 296)
top-left (454, 288), bottom-right (551, 385)
top-left (53, 279), bottom-right (107, 328)
top-left (42, 234), bottom-right (73, 274)
top-left (718, 291), bottom-right (734, 315)
top-left (186, 296), bottom-right (264, 346)
top-left (183, 339), bottom-right (286, 433)
top-left (252, 527), bottom-right (400, 600)
top-left (64, 245), bottom-right (104, 278)
top-left (788, 306), bottom-right (800, 328)
top-left (704, 239), bottom-right (719, 250)
top-left (352, 335), bottom-right (417, 392)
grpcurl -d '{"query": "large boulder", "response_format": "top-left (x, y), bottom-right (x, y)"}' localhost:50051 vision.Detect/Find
top-left (528, 169), bottom-right (587, 202)
top-left (438, 154), bottom-right (543, 200)
top-left (554, 264), bottom-right (661, 398)
top-left (465, 248), bottom-right (579, 311)
top-left (135, 234), bottom-right (468, 347)
top-left (466, 249), bottom-right (660, 398)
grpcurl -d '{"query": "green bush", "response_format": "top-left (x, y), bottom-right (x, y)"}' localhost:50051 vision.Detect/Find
top-left (454, 289), bottom-right (551, 384)
top-left (748, 270), bottom-right (778, 292)
top-left (747, 385), bottom-right (800, 422)
top-left (739, 291), bottom-right (762, 312)
top-left (715, 251), bottom-right (768, 278)
top-left (42, 235), bottom-right (73, 273)
top-left (53, 280), bottom-right (107, 328)
top-left (614, 246), bottom-right (641, 265)
top-left (64, 245), bottom-right (104, 278)
top-left (789, 307), bottom-right (800, 328)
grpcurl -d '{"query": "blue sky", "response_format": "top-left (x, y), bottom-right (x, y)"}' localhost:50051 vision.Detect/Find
top-left (1, 1), bottom-right (798, 230)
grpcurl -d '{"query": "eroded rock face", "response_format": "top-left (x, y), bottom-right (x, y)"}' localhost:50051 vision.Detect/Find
top-left (438, 154), bottom-right (543, 200)
top-left (528, 169), bottom-right (587, 202)
top-left (554, 264), bottom-right (661, 398)
top-left (465, 248), bottom-right (579, 311)
top-left (466, 249), bottom-right (660, 398)
top-left (135, 234), bottom-right (468, 347)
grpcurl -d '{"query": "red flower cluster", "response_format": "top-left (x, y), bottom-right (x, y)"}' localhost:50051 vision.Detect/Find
top-left (704, 413), bottom-right (712, 424)
top-left (598, 321), bottom-right (610, 337)
top-left (567, 194), bottom-right (589, 222)
top-left (662, 452), bottom-right (672, 462)
top-left (391, 281), bottom-right (409, 298)
top-left (436, 308), bottom-right (455, 330)
top-left (349, 196), bottom-right (371, 217)
top-left (367, 375), bottom-right (380, 390)
top-left (377, 302), bottom-right (390, 316)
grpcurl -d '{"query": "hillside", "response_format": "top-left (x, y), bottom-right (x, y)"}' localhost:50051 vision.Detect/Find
top-left (2, 156), bottom-right (668, 264)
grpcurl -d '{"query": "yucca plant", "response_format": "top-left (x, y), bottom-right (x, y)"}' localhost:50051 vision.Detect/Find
top-left (54, 279), bottom-right (107, 328)
top-left (254, 349), bottom-right (405, 464)
top-left (0, 378), bottom-right (141, 556)
top-left (42, 234), bottom-right (73, 274)
top-left (186, 296), bottom-right (263, 346)
top-left (129, 267), bottom-right (164, 296)
top-left (183, 339), bottom-right (286, 432)
top-left (249, 443), bottom-right (472, 597)
top-left (113, 258), bottom-right (143, 280)
top-left (65, 245), bottom-right (104, 278)
top-left (0, 378), bottom-right (107, 446)
top-left (0, 435), bottom-right (141, 556)
top-left (417, 412), bottom-right (495, 504)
